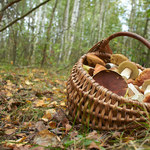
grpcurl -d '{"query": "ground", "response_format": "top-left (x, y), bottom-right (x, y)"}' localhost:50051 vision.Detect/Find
top-left (0, 66), bottom-right (150, 150)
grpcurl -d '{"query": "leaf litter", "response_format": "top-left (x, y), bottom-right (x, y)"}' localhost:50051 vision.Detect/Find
top-left (1, 67), bottom-right (150, 150)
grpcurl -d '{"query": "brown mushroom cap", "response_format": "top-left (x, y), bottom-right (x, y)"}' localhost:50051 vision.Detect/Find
top-left (93, 64), bottom-right (106, 75)
top-left (142, 79), bottom-right (150, 91)
top-left (135, 68), bottom-right (150, 86)
top-left (110, 54), bottom-right (128, 66)
top-left (118, 61), bottom-right (139, 79)
top-left (93, 70), bottom-right (128, 96)
top-left (143, 94), bottom-right (150, 103)
top-left (86, 53), bottom-right (105, 67)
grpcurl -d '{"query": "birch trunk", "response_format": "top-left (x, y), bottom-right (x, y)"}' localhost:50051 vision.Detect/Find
top-left (128, 0), bottom-right (137, 48)
top-left (58, 0), bottom-right (70, 62)
top-left (98, 0), bottom-right (105, 41)
top-left (67, 0), bottom-right (80, 61)
top-left (41, 0), bottom-right (58, 66)
top-left (31, 0), bottom-right (44, 64)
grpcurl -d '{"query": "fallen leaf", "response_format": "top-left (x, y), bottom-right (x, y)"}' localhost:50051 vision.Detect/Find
top-left (50, 101), bottom-right (58, 106)
top-left (123, 136), bottom-right (135, 143)
top-left (88, 141), bottom-right (101, 150)
top-left (49, 121), bottom-right (57, 129)
top-left (6, 80), bottom-right (13, 86)
top-left (35, 121), bottom-right (47, 132)
top-left (4, 115), bottom-right (11, 122)
top-left (53, 109), bottom-right (69, 126)
top-left (25, 80), bottom-right (33, 85)
top-left (60, 101), bottom-right (66, 107)
top-left (33, 129), bottom-right (60, 147)
top-left (34, 100), bottom-right (47, 107)
top-left (42, 111), bottom-right (52, 122)
top-left (112, 131), bottom-right (121, 138)
top-left (16, 137), bottom-right (26, 143)
top-left (69, 131), bottom-right (78, 139)
top-left (87, 130), bottom-right (99, 140)
top-left (30, 146), bottom-right (45, 150)
top-left (13, 145), bottom-right (32, 150)
top-left (33, 78), bottom-right (40, 82)
top-left (65, 124), bottom-right (72, 132)
top-left (5, 129), bottom-right (16, 135)
top-left (6, 91), bottom-right (13, 97)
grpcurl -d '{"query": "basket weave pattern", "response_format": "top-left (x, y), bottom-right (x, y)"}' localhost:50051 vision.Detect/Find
top-left (67, 32), bottom-right (150, 130)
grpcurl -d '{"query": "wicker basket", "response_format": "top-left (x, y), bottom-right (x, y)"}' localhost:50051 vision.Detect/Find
top-left (67, 32), bottom-right (150, 130)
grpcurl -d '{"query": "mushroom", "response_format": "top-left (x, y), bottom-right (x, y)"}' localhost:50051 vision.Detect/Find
top-left (127, 79), bottom-right (135, 84)
top-left (86, 53), bottom-right (105, 67)
top-left (128, 83), bottom-right (144, 102)
top-left (142, 79), bottom-right (150, 97)
top-left (83, 64), bottom-right (94, 76)
top-left (105, 63), bottom-right (117, 69)
top-left (110, 54), bottom-right (128, 66)
top-left (143, 94), bottom-right (150, 103)
top-left (118, 61), bottom-right (139, 80)
top-left (134, 68), bottom-right (150, 86)
top-left (93, 64), bottom-right (106, 75)
top-left (138, 69), bottom-right (142, 75)
top-left (93, 70), bottom-right (128, 96)
top-left (105, 63), bottom-right (118, 72)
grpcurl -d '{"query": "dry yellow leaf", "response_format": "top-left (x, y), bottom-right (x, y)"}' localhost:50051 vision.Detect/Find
top-left (5, 129), bottom-right (16, 135)
top-left (6, 80), bottom-right (12, 86)
top-left (16, 137), bottom-right (26, 143)
top-left (65, 124), bottom-right (72, 132)
top-left (25, 80), bottom-right (33, 85)
top-left (49, 121), bottom-right (57, 129)
top-left (60, 101), bottom-right (65, 107)
top-left (33, 129), bottom-right (59, 147)
top-left (6, 91), bottom-right (13, 97)
top-left (42, 113), bottom-right (52, 122)
top-left (34, 100), bottom-right (47, 107)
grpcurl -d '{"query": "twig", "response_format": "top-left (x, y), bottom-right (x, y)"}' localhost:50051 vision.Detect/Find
top-left (0, 0), bottom-right (51, 32)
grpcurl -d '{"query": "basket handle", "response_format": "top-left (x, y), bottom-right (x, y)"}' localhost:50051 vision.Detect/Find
top-left (88, 32), bottom-right (150, 54)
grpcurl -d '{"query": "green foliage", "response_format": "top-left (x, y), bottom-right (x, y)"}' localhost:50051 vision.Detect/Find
top-left (0, 0), bottom-right (149, 67)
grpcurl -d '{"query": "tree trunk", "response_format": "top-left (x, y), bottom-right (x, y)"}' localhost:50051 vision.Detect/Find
top-left (98, 0), bottom-right (105, 41)
top-left (128, 0), bottom-right (137, 48)
top-left (41, 0), bottom-right (58, 66)
top-left (67, 0), bottom-right (80, 61)
top-left (58, 0), bottom-right (70, 63)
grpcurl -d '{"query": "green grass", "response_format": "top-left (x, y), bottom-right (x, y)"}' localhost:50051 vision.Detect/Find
top-left (1, 65), bottom-right (150, 149)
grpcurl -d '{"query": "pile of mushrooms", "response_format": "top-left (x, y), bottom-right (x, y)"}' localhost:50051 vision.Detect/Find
top-left (83, 53), bottom-right (150, 103)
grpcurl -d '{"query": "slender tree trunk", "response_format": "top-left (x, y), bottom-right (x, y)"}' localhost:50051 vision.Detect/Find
top-left (31, 0), bottom-right (44, 64)
top-left (11, 27), bottom-right (17, 65)
top-left (67, 0), bottom-right (80, 61)
top-left (98, 0), bottom-right (105, 41)
top-left (58, 0), bottom-right (70, 63)
top-left (101, 0), bottom-right (108, 39)
top-left (41, 0), bottom-right (58, 66)
top-left (90, 0), bottom-right (98, 46)
top-left (128, 0), bottom-right (137, 48)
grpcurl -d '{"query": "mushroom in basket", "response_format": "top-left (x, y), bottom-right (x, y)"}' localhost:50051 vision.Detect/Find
top-left (110, 54), bottom-right (128, 66)
top-left (134, 68), bottom-right (150, 86)
top-left (86, 53), bottom-right (105, 67)
top-left (142, 79), bottom-right (150, 103)
top-left (93, 70), bottom-right (128, 96)
top-left (118, 61), bottom-right (139, 80)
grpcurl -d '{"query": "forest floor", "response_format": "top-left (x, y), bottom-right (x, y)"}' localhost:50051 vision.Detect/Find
top-left (1, 66), bottom-right (150, 150)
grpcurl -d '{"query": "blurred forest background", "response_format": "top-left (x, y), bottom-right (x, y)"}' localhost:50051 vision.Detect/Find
top-left (0, 0), bottom-right (150, 68)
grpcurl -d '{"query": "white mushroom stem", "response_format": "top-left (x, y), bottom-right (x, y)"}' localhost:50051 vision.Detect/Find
top-left (128, 83), bottom-right (144, 102)
top-left (144, 85), bottom-right (150, 96)
top-left (120, 68), bottom-right (132, 79)
top-left (138, 69), bottom-right (142, 75)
